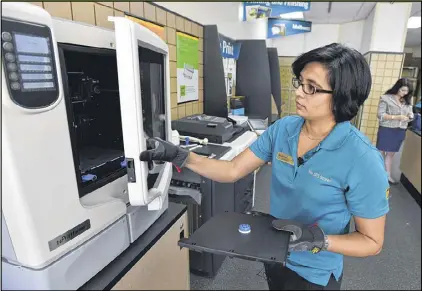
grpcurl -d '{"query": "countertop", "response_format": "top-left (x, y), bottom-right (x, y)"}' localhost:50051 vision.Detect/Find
top-left (409, 127), bottom-right (421, 136)
top-left (79, 202), bottom-right (187, 290)
top-left (401, 127), bottom-right (421, 205)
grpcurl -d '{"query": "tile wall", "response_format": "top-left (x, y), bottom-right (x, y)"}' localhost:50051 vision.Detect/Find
top-left (30, 1), bottom-right (204, 121)
top-left (278, 56), bottom-right (298, 118)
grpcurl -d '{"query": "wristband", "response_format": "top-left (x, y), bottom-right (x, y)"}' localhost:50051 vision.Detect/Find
top-left (322, 235), bottom-right (329, 251)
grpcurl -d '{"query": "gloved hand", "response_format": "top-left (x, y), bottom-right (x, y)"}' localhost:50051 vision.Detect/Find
top-left (244, 211), bottom-right (326, 253)
top-left (272, 219), bottom-right (326, 254)
top-left (140, 137), bottom-right (189, 168)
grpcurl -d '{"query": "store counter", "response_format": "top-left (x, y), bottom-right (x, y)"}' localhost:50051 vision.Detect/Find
top-left (400, 128), bottom-right (421, 206)
top-left (79, 202), bottom-right (189, 290)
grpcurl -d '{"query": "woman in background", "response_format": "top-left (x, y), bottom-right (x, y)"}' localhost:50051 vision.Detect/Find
top-left (377, 78), bottom-right (414, 184)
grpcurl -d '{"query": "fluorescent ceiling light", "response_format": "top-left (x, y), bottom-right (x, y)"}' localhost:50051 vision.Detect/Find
top-left (280, 12), bottom-right (304, 19)
top-left (407, 16), bottom-right (421, 29)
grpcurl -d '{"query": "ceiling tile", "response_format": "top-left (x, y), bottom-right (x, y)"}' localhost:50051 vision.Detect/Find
top-left (304, 2), bottom-right (329, 20)
top-left (331, 2), bottom-right (363, 17)
top-left (356, 2), bottom-right (376, 20)
top-left (304, 2), bottom-right (375, 24)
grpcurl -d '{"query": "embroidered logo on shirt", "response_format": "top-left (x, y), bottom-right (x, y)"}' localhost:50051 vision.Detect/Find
top-left (308, 169), bottom-right (331, 183)
top-left (277, 152), bottom-right (294, 165)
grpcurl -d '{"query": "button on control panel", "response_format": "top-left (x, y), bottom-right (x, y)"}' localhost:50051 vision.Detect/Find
top-left (5, 52), bottom-right (15, 62)
top-left (2, 32), bottom-right (12, 42)
top-left (7, 62), bottom-right (17, 71)
top-left (9, 72), bottom-right (19, 81)
top-left (11, 82), bottom-right (21, 90)
top-left (3, 42), bottom-right (14, 51)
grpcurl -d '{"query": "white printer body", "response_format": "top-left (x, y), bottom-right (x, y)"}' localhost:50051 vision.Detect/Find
top-left (2, 2), bottom-right (172, 289)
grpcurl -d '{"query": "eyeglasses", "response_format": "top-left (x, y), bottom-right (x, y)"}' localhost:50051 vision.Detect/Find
top-left (292, 78), bottom-right (333, 95)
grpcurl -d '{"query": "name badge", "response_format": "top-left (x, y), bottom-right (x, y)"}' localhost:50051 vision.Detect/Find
top-left (277, 152), bottom-right (294, 166)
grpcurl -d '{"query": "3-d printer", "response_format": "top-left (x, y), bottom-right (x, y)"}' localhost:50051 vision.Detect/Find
top-left (2, 3), bottom-right (173, 289)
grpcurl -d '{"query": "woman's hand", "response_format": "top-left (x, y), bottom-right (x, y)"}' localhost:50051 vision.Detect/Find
top-left (401, 115), bottom-right (410, 122)
top-left (140, 138), bottom-right (190, 168)
top-left (396, 115), bottom-right (409, 122)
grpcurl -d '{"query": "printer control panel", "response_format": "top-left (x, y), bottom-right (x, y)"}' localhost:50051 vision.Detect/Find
top-left (2, 19), bottom-right (59, 108)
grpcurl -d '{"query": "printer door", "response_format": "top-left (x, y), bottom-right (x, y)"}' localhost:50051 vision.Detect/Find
top-left (111, 16), bottom-right (172, 208)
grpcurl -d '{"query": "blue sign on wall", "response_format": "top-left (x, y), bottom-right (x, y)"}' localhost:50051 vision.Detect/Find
top-left (243, 2), bottom-right (311, 21)
top-left (219, 34), bottom-right (242, 59)
top-left (267, 18), bottom-right (312, 38)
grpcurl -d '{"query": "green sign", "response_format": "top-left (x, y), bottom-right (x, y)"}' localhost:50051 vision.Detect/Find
top-left (177, 32), bottom-right (199, 103)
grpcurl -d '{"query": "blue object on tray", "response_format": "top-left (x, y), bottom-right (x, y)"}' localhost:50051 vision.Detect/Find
top-left (121, 160), bottom-right (127, 168)
top-left (238, 223), bottom-right (251, 234)
top-left (82, 174), bottom-right (97, 182)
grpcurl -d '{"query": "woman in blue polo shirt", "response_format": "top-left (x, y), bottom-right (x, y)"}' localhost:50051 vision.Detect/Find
top-left (141, 43), bottom-right (389, 290)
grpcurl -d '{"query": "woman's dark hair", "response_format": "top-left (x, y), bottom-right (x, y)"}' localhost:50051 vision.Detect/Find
top-left (292, 43), bottom-right (371, 123)
top-left (385, 78), bottom-right (414, 105)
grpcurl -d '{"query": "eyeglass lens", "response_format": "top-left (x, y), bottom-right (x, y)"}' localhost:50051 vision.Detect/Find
top-left (292, 78), bottom-right (315, 94)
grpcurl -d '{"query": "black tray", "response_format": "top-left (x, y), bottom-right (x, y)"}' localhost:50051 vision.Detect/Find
top-left (178, 212), bottom-right (290, 265)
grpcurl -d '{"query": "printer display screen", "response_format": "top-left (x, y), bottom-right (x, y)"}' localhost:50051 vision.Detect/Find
top-left (15, 34), bottom-right (50, 54)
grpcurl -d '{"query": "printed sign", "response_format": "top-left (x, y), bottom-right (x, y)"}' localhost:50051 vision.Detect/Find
top-left (267, 18), bottom-right (312, 38)
top-left (243, 2), bottom-right (311, 21)
top-left (219, 34), bottom-right (242, 60)
top-left (177, 32), bottom-right (199, 103)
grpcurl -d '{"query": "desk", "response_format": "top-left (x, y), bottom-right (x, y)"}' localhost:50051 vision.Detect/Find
top-left (80, 203), bottom-right (189, 290)
top-left (400, 128), bottom-right (421, 206)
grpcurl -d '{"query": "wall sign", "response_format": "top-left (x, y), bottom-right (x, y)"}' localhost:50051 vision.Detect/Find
top-left (267, 18), bottom-right (312, 38)
top-left (177, 32), bottom-right (199, 103)
top-left (219, 34), bottom-right (242, 60)
top-left (243, 2), bottom-right (311, 21)
top-left (219, 34), bottom-right (239, 98)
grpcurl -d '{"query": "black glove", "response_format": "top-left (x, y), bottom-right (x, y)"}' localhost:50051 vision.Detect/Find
top-left (140, 137), bottom-right (189, 168)
top-left (272, 219), bottom-right (326, 254)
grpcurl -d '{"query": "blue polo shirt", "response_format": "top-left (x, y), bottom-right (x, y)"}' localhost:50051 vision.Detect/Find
top-left (249, 116), bottom-right (390, 286)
